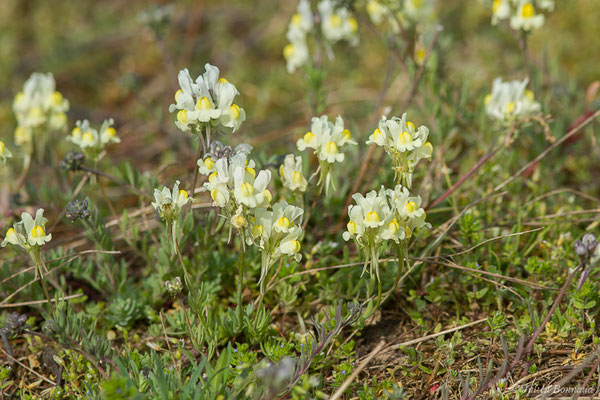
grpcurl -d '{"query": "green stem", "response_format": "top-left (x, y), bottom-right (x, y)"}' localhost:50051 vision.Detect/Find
top-left (237, 234), bottom-right (246, 326)
top-left (172, 220), bottom-right (191, 286)
top-left (31, 248), bottom-right (52, 310)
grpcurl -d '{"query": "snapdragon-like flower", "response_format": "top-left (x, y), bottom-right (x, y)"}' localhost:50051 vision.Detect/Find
top-left (284, 0), bottom-right (313, 73)
top-left (0, 141), bottom-right (12, 164)
top-left (510, 1), bottom-right (544, 30)
top-left (2, 209), bottom-right (52, 252)
top-left (366, 113), bottom-right (433, 188)
top-left (152, 180), bottom-right (193, 224)
top-left (68, 119), bottom-right (120, 163)
top-left (342, 185), bottom-right (429, 282)
top-left (13, 73), bottom-right (69, 147)
top-left (169, 64), bottom-right (246, 134)
top-left (318, 0), bottom-right (359, 45)
top-left (484, 77), bottom-right (541, 123)
top-left (297, 115), bottom-right (356, 194)
top-left (279, 154), bottom-right (308, 193)
top-left (247, 201), bottom-right (304, 291)
top-left (490, 0), bottom-right (552, 31)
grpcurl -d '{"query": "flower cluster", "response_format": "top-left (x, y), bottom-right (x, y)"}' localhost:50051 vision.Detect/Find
top-left (0, 141), bottom-right (12, 164)
top-left (279, 154), bottom-right (308, 193)
top-left (284, 0), bottom-right (358, 73)
top-left (152, 180), bottom-right (193, 225)
top-left (13, 73), bottom-right (69, 147)
top-left (296, 115), bottom-right (356, 194)
top-left (484, 77), bottom-right (541, 123)
top-left (169, 64), bottom-right (246, 134)
top-left (246, 200), bottom-right (304, 291)
top-left (2, 209), bottom-right (52, 250)
top-left (365, 0), bottom-right (436, 31)
top-left (491, 0), bottom-right (554, 31)
top-left (199, 144), bottom-right (304, 289)
top-left (68, 119), bottom-right (120, 163)
top-left (366, 113), bottom-right (432, 188)
top-left (342, 185), bottom-right (429, 282)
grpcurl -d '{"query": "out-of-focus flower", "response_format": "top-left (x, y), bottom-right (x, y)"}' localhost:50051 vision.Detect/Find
top-left (152, 181), bottom-right (193, 224)
top-left (484, 77), bottom-right (541, 123)
top-left (366, 113), bottom-right (432, 188)
top-left (13, 73), bottom-right (69, 147)
top-left (510, 1), bottom-right (544, 31)
top-left (169, 64), bottom-right (246, 134)
top-left (318, 0), bottom-right (359, 45)
top-left (284, 0), bottom-right (313, 73)
top-left (247, 201), bottom-right (304, 291)
top-left (491, 0), bottom-right (511, 25)
top-left (403, 0), bottom-right (436, 24)
top-left (297, 115), bottom-right (356, 194)
top-left (284, 34), bottom-right (310, 74)
top-left (2, 209), bottom-right (52, 251)
top-left (280, 154), bottom-right (308, 193)
top-left (0, 141), bottom-right (12, 164)
top-left (68, 119), bottom-right (120, 163)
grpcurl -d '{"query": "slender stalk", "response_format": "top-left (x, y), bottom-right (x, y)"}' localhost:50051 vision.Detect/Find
top-left (236, 234), bottom-right (246, 326)
top-left (172, 220), bottom-right (191, 285)
top-left (31, 247), bottom-right (52, 310)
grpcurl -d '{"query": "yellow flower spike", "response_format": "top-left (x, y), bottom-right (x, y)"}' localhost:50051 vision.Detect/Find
top-left (303, 131), bottom-right (316, 146)
top-left (229, 104), bottom-right (241, 120)
top-left (342, 129), bottom-right (351, 141)
top-left (366, 211), bottom-right (380, 223)
top-left (204, 157), bottom-right (215, 170)
top-left (240, 182), bottom-right (254, 197)
top-left (484, 94), bottom-right (493, 105)
top-left (105, 127), bottom-right (117, 138)
top-left (324, 141), bottom-right (338, 154)
top-left (218, 78), bottom-right (229, 84)
top-left (245, 166), bottom-right (256, 178)
top-left (178, 189), bottom-right (189, 200)
top-left (196, 97), bottom-right (211, 111)
top-left (521, 3), bottom-right (535, 18)
top-left (277, 217), bottom-right (290, 229)
top-left (289, 240), bottom-right (301, 253)
top-left (177, 109), bottom-right (188, 124)
top-left (329, 14), bottom-right (342, 28)
top-left (291, 13), bottom-right (302, 26)
top-left (51, 91), bottom-right (63, 106)
top-left (263, 189), bottom-right (272, 204)
top-left (398, 131), bottom-right (412, 145)
top-left (253, 224), bottom-right (264, 237)
top-left (31, 226), bottom-right (45, 239)
top-left (292, 171), bottom-right (303, 186)
top-left (283, 44), bottom-right (295, 60)
top-left (405, 201), bottom-right (417, 213)
top-left (406, 121), bottom-right (416, 131)
top-left (72, 127), bottom-right (82, 138)
top-left (208, 172), bottom-right (218, 184)
top-left (347, 221), bottom-right (357, 234)
top-left (174, 89), bottom-right (183, 103)
top-left (505, 101), bottom-right (516, 114)
top-left (348, 17), bottom-right (358, 32)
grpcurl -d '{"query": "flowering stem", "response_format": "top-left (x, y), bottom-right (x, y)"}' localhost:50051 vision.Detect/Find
top-left (236, 233), bottom-right (246, 327)
top-left (171, 220), bottom-right (191, 286)
top-left (31, 247), bottom-right (52, 310)
top-left (190, 131), bottom-right (205, 199)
